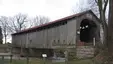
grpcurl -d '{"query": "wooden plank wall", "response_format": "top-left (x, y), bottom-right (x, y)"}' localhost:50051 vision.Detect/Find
top-left (12, 18), bottom-right (77, 48)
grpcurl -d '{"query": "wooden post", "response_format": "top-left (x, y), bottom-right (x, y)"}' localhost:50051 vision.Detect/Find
top-left (10, 55), bottom-right (13, 63)
top-left (26, 47), bottom-right (30, 64)
top-left (65, 49), bottom-right (68, 64)
top-left (10, 45), bottom-right (13, 62)
top-left (2, 56), bottom-right (4, 60)
top-left (43, 57), bottom-right (46, 64)
top-left (42, 54), bottom-right (47, 64)
top-left (26, 56), bottom-right (29, 64)
top-left (20, 41), bottom-right (23, 57)
top-left (2, 56), bottom-right (4, 64)
top-left (26, 48), bottom-right (30, 64)
top-left (26, 40), bottom-right (31, 64)
top-left (93, 37), bottom-right (95, 46)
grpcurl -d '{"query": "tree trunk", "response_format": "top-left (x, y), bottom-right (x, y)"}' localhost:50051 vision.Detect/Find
top-left (107, 0), bottom-right (113, 64)
top-left (108, 0), bottom-right (113, 53)
top-left (4, 34), bottom-right (6, 44)
top-left (100, 9), bottom-right (108, 48)
top-left (102, 12), bottom-right (108, 46)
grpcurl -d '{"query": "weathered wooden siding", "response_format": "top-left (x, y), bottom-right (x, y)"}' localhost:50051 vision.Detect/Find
top-left (59, 24), bottom-right (67, 45)
top-left (12, 12), bottom-right (100, 49)
top-left (67, 19), bottom-right (76, 46)
top-left (51, 22), bottom-right (69, 48)
top-left (47, 28), bottom-right (52, 48)
top-left (12, 18), bottom-right (78, 48)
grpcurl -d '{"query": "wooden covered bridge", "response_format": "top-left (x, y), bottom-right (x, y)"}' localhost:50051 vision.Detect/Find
top-left (12, 10), bottom-right (100, 58)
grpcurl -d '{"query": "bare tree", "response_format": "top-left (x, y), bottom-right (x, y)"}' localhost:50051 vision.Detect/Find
top-left (73, 0), bottom-right (110, 63)
top-left (0, 14), bottom-right (28, 43)
top-left (72, 0), bottom-right (99, 16)
top-left (73, 0), bottom-right (109, 45)
top-left (80, 0), bottom-right (112, 63)
top-left (32, 16), bottom-right (50, 26)
top-left (9, 13), bottom-right (28, 33)
top-left (0, 16), bottom-right (9, 44)
top-left (107, 0), bottom-right (113, 63)
top-left (95, 0), bottom-right (108, 46)
top-left (96, 0), bottom-right (113, 63)
top-left (0, 14), bottom-right (50, 43)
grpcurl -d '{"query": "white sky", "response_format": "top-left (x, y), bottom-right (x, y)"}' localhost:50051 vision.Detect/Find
top-left (0, 0), bottom-right (78, 20)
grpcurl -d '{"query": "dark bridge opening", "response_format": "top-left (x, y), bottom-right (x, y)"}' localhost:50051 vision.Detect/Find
top-left (80, 19), bottom-right (97, 43)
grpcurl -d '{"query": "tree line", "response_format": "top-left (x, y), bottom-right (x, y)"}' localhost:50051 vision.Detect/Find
top-left (0, 13), bottom-right (50, 44)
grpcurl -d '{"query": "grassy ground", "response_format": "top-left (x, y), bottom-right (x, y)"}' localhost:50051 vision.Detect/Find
top-left (0, 58), bottom-right (94, 64)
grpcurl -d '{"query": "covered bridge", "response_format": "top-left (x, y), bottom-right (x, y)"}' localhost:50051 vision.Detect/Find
top-left (12, 10), bottom-right (100, 58)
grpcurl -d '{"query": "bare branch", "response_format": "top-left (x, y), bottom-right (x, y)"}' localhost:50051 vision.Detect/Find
top-left (0, 16), bottom-right (8, 43)
top-left (9, 13), bottom-right (28, 32)
top-left (95, 0), bottom-right (98, 3)
top-left (33, 15), bottom-right (50, 26)
top-left (104, 0), bottom-right (108, 3)
top-left (103, 0), bottom-right (108, 13)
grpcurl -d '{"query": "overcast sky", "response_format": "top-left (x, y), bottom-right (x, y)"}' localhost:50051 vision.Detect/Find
top-left (0, 0), bottom-right (79, 20)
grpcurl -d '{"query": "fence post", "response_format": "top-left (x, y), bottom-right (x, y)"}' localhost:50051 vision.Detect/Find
top-left (26, 56), bottom-right (29, 64)
top-left (10, 55), bottom-right (13, 63)
top-left (65, 49), bottom-right (68, 64)
top-left (26, 49), bottom-right (30, 64)
top-left (2, 56), bottom-right (4, 64)
top-left (42, 54), bottom-right (47, 64)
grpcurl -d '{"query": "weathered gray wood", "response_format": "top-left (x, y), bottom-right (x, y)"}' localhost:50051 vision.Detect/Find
top-left (12, 12), bottom-right (100, 49)
top-left (67, 19), bottom-right (77, 46)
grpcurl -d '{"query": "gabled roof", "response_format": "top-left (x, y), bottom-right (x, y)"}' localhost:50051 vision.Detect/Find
top-left (12, 10), bottom-right (99, 35)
